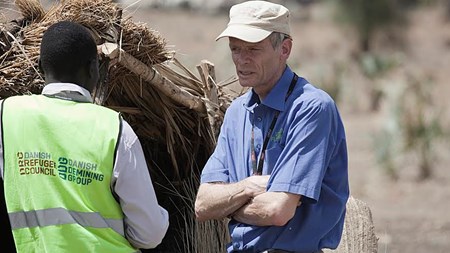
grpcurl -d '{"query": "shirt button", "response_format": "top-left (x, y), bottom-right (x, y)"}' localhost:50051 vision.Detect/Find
top-left (257, 117), bottom-right (262, 122)
top-left (233, 242), bottom-right (240, 249)
top-left (256, 144), bottom-right (261, 149)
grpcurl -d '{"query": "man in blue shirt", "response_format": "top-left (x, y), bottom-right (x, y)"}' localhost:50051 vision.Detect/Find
top-left (194, 1), bottom-right (349, 253)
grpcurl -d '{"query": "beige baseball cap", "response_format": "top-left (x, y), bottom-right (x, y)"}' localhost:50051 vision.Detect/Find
top-left (216, 0), bottom-right (290, 43)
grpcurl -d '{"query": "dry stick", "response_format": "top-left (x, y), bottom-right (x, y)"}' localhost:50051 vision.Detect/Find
top-left (100, 42), bottom-right (206, 112)
top-left (196, 60), bottom-right (219, 140)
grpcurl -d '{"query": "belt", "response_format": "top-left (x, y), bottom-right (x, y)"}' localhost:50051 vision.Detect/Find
top-left (262, 250), bottom-right (292, 253)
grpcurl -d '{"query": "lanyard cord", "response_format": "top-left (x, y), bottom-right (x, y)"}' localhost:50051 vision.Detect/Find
top-left (251, 73), bottom-right (298, 175)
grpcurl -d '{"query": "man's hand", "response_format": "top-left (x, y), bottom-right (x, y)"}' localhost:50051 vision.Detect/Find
top-left (243, 175), bottom-right (270, 197)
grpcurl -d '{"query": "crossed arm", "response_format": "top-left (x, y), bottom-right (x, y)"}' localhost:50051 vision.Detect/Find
top-left (194, 175), bottom-right (301, 226)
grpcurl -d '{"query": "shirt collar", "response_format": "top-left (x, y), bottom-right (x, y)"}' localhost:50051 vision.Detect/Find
top-left (244, 66), bottom-right (294, 112)
top-left (41, 83), bottom-right (93, 103)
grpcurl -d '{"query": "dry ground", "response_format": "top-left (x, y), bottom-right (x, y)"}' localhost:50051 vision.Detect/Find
top-left (2, 1), bottom-right (450, 252)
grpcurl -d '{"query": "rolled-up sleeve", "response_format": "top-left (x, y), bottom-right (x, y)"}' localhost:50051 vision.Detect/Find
top-left (200, 118), bottom-right (231, 184)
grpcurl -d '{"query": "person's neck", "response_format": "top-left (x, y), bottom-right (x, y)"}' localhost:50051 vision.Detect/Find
top-left (254, 86), bottom-right (273, 102)
top-left (44, 75), bottom-right (91, 92)
top-left (254, 66), bottom-right (287, 101)
top-left (44, 74), bottom-right (61, 85)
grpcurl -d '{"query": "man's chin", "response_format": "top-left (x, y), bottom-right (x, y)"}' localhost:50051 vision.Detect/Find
top-left (238, 81), bottom-right (253, 88)
top-left (237, 77), bottom-right (254, 88)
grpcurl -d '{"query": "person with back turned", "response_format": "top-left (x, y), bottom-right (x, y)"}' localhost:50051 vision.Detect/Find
top-left (195, 1), bottom-right (349, 252)
top-left (0, 20), bottom-right (169, 252)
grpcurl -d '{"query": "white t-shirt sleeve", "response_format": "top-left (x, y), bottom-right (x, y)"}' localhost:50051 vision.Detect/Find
top-left (112, 120), bottom-right (169, 249)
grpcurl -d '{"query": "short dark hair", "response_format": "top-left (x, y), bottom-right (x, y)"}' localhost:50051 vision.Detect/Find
top-left (40, 21), bottom-right (97, 78)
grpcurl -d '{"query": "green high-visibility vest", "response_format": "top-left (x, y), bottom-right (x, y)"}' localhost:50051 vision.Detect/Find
top-left (2, 94), bottom-right (138, 253)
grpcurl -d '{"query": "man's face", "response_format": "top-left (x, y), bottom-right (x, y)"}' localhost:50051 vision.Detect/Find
top-left (228, 36), bottom-right (290, 98)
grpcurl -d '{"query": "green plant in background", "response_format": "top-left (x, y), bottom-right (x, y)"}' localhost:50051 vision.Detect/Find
top-left (331, 0), bottom-right (443, 53)
top-left (373, 82), bottom-right (404, 180)
top-left (374, 73), bottom-right (448, 180)
top-left (331, 0), bottom-right (405, 52)
top-left (400, 74), bottom-right (446, 180)
top-left (329, 0), bottom-right (409, 112)
top-left (360, 52), bottom-right (399, 111)
top-left (360, 53), bottom-right (398, 80)
top-left (374, 128), bottom-right (401, 180)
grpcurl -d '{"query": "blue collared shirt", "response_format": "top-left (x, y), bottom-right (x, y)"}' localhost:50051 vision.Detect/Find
top-left (200, 67), bottom-right (349, 253)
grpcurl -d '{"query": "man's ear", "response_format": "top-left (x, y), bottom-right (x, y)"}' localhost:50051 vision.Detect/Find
top-left (88, 57), bottom-right (99, 78)
top-left (281, 38), bottom-right (292, 58)
top-left (87, 57), bottom-right (100, 90)
top-left (38, 57), bottom-right (44, 75)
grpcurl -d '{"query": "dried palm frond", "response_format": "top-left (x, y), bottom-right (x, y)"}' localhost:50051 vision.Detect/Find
top-left (14, 0), bottom-right (45, 22)
top-left (42, 0), bottom-right (122, 41)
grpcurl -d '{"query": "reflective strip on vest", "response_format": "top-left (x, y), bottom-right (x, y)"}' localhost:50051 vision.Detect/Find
top-left (9, 207), bottom-right (125, 236)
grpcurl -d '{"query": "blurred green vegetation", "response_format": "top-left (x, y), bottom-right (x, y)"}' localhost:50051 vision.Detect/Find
top-left (329, 0), bottom-right (441, 52)
top-left (327, 0), bottom-right (449, 180)
top-left (359, 53), bottom-right (400, 111)
top-left (373, 74), bottom-right (448, 180)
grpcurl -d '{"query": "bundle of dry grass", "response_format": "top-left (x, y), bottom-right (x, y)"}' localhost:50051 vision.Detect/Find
top-left (0, 0), bottom-right (238, 252)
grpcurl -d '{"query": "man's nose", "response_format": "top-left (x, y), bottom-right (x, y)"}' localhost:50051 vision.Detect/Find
top-left (235, 50), bottom-right (251, 64)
